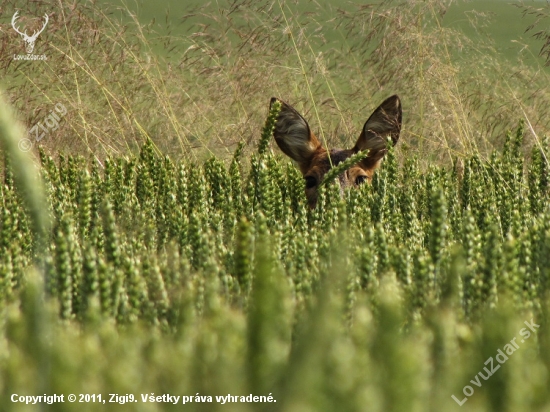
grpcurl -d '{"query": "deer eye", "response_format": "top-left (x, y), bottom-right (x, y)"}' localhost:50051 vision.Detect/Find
top-left (355, 175), bottom-right (367, 185)
top-left (304, 176), bottom-right (317, 189)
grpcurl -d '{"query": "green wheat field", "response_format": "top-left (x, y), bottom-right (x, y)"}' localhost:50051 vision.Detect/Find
top-left (1, 0), bottom-right (550, 411)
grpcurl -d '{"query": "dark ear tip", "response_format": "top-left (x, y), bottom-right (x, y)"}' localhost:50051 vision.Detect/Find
top-left (386, 94), bottom-right (401, 107)
top-left (385, 95), bottom-right (402, 124)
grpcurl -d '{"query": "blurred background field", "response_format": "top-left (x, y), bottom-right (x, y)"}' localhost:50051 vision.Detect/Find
top-left (2, 0), bottom-right (550, 163)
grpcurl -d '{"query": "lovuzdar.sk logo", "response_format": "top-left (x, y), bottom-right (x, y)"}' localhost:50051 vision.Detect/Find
top-left (12, 11), bottom-right (49, 61)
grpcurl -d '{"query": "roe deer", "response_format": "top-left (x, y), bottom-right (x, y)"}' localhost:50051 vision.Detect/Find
top-left (270, 95), bottom-right (402, 208)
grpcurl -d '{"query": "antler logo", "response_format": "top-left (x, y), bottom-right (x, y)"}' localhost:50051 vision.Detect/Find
top-left (12, 11), bottom-right (49, 54)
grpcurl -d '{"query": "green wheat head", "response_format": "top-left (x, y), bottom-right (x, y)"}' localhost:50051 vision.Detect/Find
top-left (258, 99), bottom-right (282, 157)
top-left (320, 150), bottom-right (370, 187)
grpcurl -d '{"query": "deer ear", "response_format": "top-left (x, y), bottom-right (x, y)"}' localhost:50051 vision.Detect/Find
top-left (353, 95), bottom-right (402, 169)
top-left (271, 97), bottom-right (321, 169)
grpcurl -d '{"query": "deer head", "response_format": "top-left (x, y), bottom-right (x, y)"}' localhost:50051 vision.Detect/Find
top-left (12, 11), bottom-right (49, 54)
top-left (271, 95), bottom-right (402, 208)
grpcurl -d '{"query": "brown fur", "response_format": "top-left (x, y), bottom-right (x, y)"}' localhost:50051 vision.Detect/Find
top-left (271, 95), bottom-right (402, 208)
